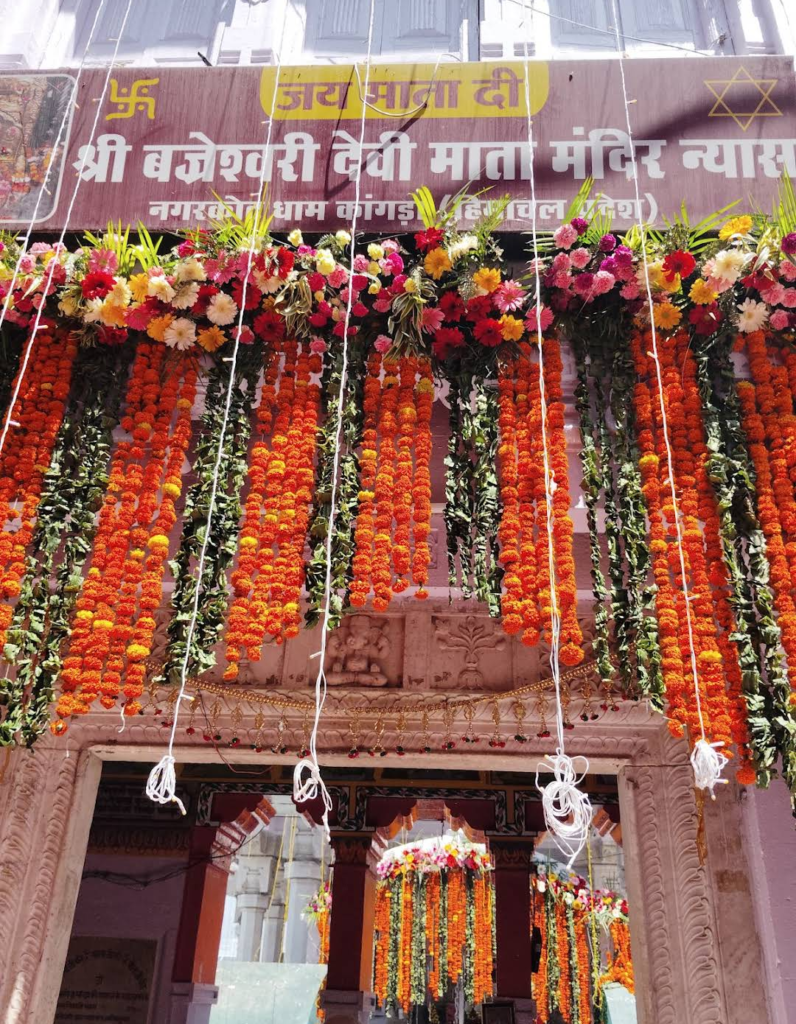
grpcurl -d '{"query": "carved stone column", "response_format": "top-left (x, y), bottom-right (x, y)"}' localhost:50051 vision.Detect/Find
top-left (0, 745), bottom-right (102, 1024)
top-left (321, 836), bottom-right (378, 1024)
top-left (491, 840), bottom-right (535, 1024)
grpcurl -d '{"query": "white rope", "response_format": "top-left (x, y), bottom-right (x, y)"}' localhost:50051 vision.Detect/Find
top-left (520, 0), bottom-right (591, 863)
top-left (0, 0), bottom-right (127, 461)
top-left (536, 752), bottom-right (593, 868)
top-left (292, 0), bottom-right (377, 842)
top-left (146, 15), bottom-right (289, 812)
top-left (608, 0), bottom-right (725, 797)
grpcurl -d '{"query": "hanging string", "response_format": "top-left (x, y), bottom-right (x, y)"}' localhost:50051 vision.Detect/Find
top-left (0, 0), bottom-right (109, 336)
top-left (292, 0), bottom-right (377, 840)
top-left (254, 813), bottom-right (289, 962)
top-left (146, 13), bottom-right (289, 811)
top-left (519, 0), bottom-right (592, 867)
top-left (0, 0), bottom-right (133, 460)
top-left (608, 0), bottom-right (728, 797)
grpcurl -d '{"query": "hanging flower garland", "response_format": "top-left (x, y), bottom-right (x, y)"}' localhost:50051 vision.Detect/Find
top-left (0, 193), bottom-right (796, 804)
top-left (372, 835), bottom-right (494, 1015)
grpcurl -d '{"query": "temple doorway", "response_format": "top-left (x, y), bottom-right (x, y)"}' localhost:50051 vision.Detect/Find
top-left (53, 762), bottom-right (634, 1024)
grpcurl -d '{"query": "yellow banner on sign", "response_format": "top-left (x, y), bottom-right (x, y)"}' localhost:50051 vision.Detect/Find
top-left (259, 61), bottom-right (549, 120)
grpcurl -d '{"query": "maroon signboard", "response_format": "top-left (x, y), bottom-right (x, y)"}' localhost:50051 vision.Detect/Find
top-left (0, 56), bottom-right (794, 233)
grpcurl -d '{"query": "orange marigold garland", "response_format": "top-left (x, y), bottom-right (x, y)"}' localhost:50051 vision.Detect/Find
top-left (411, 357), bottom-right (434, 599)
top-left (56, 346), bottom-right (197, 720)
top-left (496, 340), bottom-right (582, 662)
top-left (677, 331), bottom-right (753, 778)
top-left (0, 327), bottom-right (77, 647)
top-left (373, 882), bottom-right (391, 1006)
top-left (350, 349), bottom-right (381, 607)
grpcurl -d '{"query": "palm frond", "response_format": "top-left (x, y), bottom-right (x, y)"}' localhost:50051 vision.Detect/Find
top-left (410, 186), bottom-right (438, 229)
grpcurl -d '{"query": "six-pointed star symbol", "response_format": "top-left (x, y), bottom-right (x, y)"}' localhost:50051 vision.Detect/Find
top-left (704, 65), bottom-right (782, 131)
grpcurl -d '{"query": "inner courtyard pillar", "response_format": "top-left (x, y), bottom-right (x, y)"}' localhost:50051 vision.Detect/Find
top-left (491, 839), bottom-right (535, 1024)
top-left (321, 835), bottom-right (379, 1024)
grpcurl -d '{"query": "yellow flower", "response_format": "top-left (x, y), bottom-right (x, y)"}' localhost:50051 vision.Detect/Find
top-left (404, 278), bottom-right (418, 294)
top-left (646, 260), bottom-right (680, 293)
top-left (197, 325), bottom-right (227, 351)
top-left (499, 314), bottom-right (524, 341)
top-left (689, 278), bottom-right (718, 305)
top-left (473, 266), bottom-right (501, 293)
top-left (653, 302), bottom-right (682, 330)
top-left (146, 313), bottom-right (174, 342)
top-left (99, 301), bottom-right (127, 327)
top-left (424, 247), bottom-right (452, 280)
top-left (719, 215), bottom-right (753, 240)
top-left (129, 272), bottom-right (150, 303)
top-left (367, 243), bottom-right (384, 260)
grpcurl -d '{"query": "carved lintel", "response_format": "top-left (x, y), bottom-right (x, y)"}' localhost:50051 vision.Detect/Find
top-left (433, 614), bottom-right (506, 689)
top-left (490, 840), bottom-right (535, 870)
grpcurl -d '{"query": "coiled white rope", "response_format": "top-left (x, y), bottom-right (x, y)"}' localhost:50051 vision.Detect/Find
top-left (520, 0), bottom-right (592, 863)
top-left (293, 0), bottom-right (377, 842)
top-left (146, 13), bottom-right (289, 812)
top-left (0, 0), bottom-right (127, 460)
top-left (608, 0), bottom-right (726, 797)
top-left (536, 752), bottom-right (593, 868)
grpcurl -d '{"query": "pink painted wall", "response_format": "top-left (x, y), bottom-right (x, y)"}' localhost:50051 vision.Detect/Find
top-left (744, 781), bottom-right (796, 1024)
top-left (69, 853), bottom-right (187, 1024)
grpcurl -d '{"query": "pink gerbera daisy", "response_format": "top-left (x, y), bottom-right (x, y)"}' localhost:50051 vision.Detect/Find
top-left (493, 280), bottom-right (526, 313)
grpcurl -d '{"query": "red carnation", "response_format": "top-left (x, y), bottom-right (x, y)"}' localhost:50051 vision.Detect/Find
top-left (439, 290), bottom-right (465, 322)
top-left (414, 227), bottom-right (444, 253)
top-left (81, 270), bottom-right (115, 300)
top-left (276, 247), bottom-right (294, 278)
top-left (97, 326), bottom-right (128, 346)
top-left (231, 279), bottom-right (262, 310)
top-left (466, 295), bottom-right (493, 322)
top-left (688, 302), bottom-right (723, 336)
top-left (253, 309), bottom-right (285, 343)
top-left (662, 249), bottom-right (696, 282)
top-left (474, 317), bottom-right (503, 347)
top-left (191, 283), bottom-right (219, 315)
top-left (432, 326), bottom-right (465, 360)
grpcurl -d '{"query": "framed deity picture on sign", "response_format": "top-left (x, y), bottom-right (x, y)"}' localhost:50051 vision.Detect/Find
top-left (482, 1003), bottom-right (516, 1024)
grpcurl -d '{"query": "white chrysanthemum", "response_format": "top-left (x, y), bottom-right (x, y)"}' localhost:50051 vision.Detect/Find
top-left (447, 234), bottom-right (479, 262)
top-left (335, 230), bottom-right (351, 246)
top-left (712, 248), bottom-right (747, 284)
top-left (288, 228), bottom-right (303, 247)
top-left (253, 268), bottom-right (281, 294)
top-left (171, 282), bottom-right (201, 310)
top-left (58, 294), bottom-right (78, 317)
top-left (82, 297), bottom-right (104, 322)
top-left (737, 298), bottom-right (769, 333)
top-left (147, 274), bottom-right (176, 302)
top-left (163, 317), bottom-right (197, 350)
top-left (109, 279), bottom-right (131, 306)
top-left (316, 248), bottom-right (336, 276)
top-left (206, 292), bottom-right (238, 326)
top-left (175, 258), bottom-right (206, 283)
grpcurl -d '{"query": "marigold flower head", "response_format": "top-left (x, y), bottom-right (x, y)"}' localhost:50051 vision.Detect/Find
top-left (473, 266), bottom-right (501, 293)
top-left (719, 215), bottom-right (753, 240)
top-left (652, 302), bottom-right (682, 330)
top-left (689, 278), bottom-right (718, 305)
top-left (424, 247), bottom-right (452, 280)
top-left (499, 314), bottom-right (524, 341)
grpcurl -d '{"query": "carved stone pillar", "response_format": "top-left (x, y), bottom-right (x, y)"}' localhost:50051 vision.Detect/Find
top-left (491, 840), bottom-right (535, 1024)
top-left (0, 745), bottom-right (101, 1024)
top-left (321, 836), bottom-right (377, 1024)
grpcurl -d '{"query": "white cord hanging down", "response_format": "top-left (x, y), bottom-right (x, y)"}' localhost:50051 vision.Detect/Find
top-left (0, 0), bottom-right (108, 337)
top-left (146, 16), bottom-right (289, 812)
top-left (0, 0), bottom-right (131, 462)
top-left (608, 0), bottom-right (726, 797)
top-left (520, 0), bottom-right (592, 864)
top-left (293, 0), bottom-right (377, 842)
